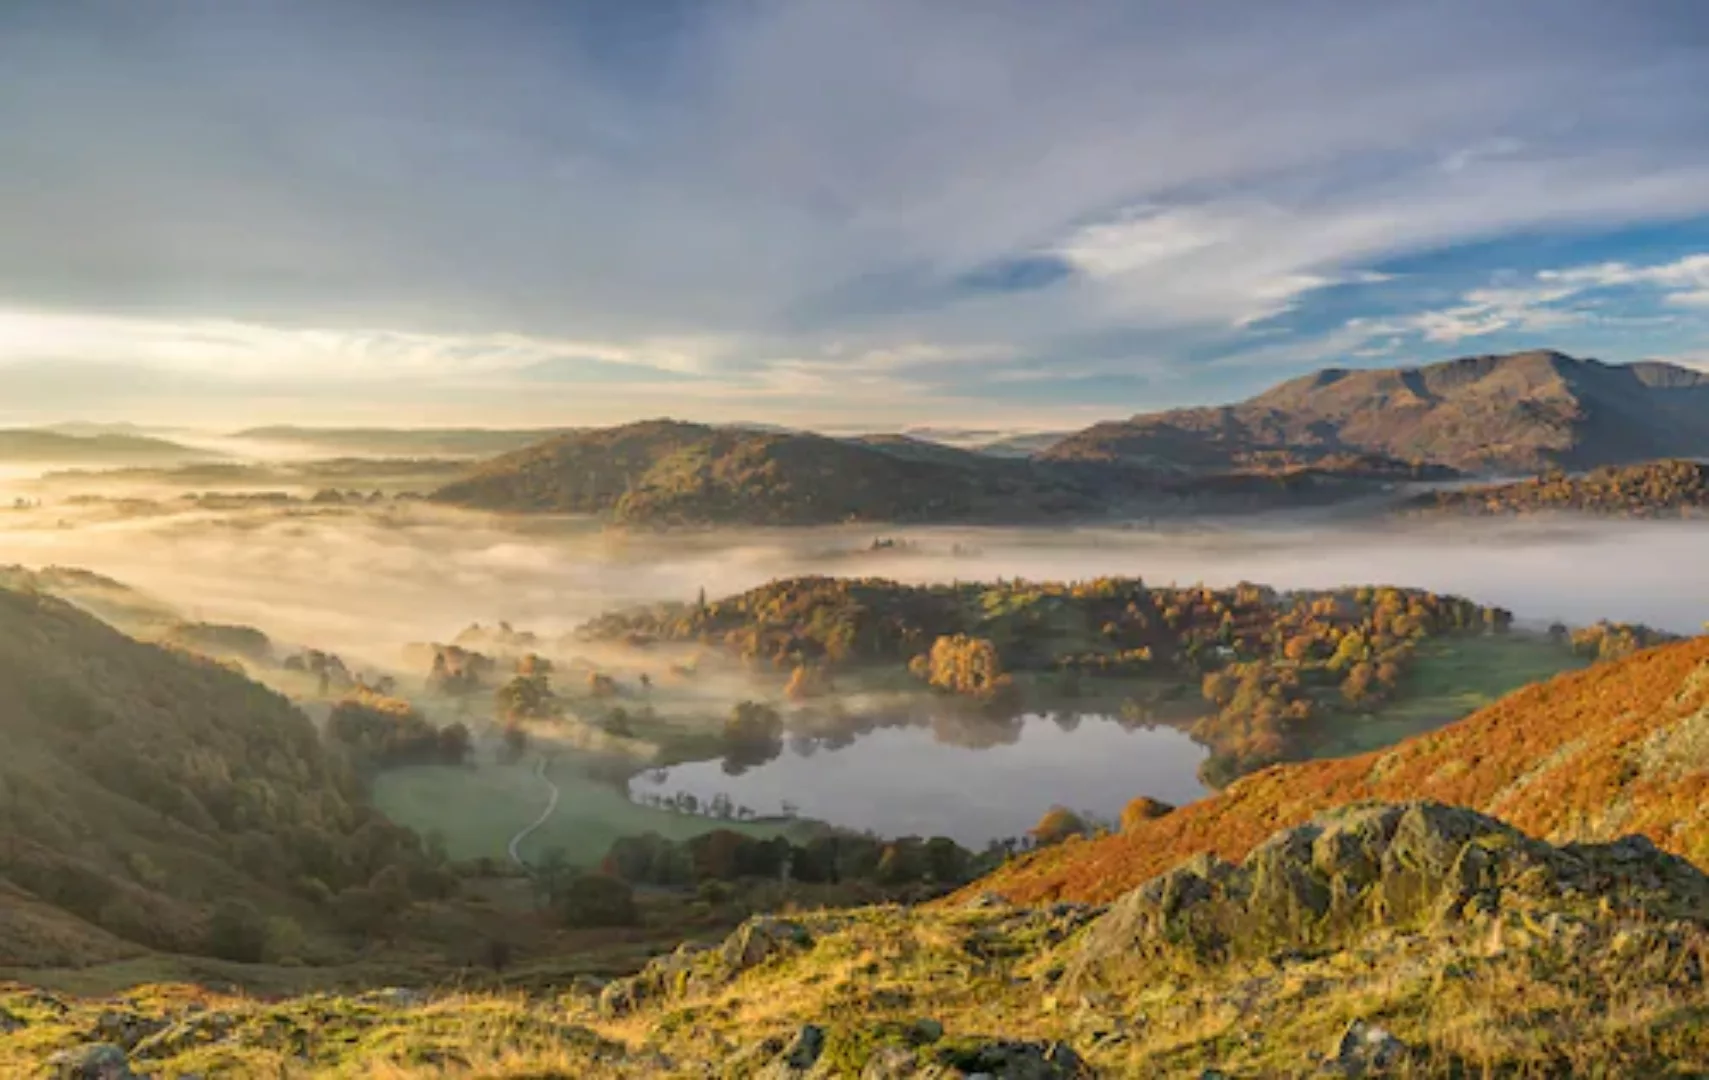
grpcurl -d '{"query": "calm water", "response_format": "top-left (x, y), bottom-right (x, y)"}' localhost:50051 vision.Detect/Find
top-left (628, 714), bottom-right (1211, 847)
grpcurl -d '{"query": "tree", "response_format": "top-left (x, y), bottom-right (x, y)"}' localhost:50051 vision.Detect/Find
top-left (555, 873), bottom-right (638, 928)
top-left (1120, 796), bottom-right (1176, 833)
top-left (1029, 806), bottom-right (1089, 847)
top-left (207, 898), bottom-right (268, 962)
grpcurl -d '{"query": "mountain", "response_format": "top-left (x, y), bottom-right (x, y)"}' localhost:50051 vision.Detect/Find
top-left (972, 633), bottom-right (1709, 906)
top-left (9, 799), bottom-right (1706, 1076)
top-left (0, 429), bottom-right (219, 465)
top-left (1405, 458), bottom-right (1709, 518)
top-left (234, 426), bottom-right (579, 458)
top-left (1044, 349), bottom-right (1709, 475)
top-left (0, 581), bottom-right (447, 966)
top-left (431, 419), bottom-right (1104, 525)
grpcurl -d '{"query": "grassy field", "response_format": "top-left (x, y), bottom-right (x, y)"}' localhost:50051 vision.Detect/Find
top-left (372, 752), bottom-right (806, 868)
top-left (1313, 632), bottom-right (1586, 758)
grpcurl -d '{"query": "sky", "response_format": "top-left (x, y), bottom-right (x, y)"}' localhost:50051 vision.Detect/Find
top-left (5, 1), bottom-right (1709, 430)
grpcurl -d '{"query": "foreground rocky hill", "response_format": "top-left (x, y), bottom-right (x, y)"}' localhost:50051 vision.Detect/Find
top-left (7, 802), bottom-right (1706, 1077)
top-left (1045, 350), bottom-right (1709, 475)
top-left (974, 635), bottom-right (1709, 906)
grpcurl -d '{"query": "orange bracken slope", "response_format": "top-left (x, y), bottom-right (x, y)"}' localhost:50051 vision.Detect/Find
top-left (972, 636), bottom-right (1709, 905)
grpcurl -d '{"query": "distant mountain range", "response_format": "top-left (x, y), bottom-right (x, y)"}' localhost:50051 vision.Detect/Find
top-left (424, 350), bottom-right (1709, 524)
top-left (1045, 350), bottom-right (1709, 474)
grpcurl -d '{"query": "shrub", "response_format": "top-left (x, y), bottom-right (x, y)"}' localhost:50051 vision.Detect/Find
top-left (207, 898), bottom-right (268, 963)
top-left (556, 873), bottom-right (639, 928)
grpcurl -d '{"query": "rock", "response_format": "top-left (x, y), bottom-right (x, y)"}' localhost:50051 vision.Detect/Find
top-left (597, 977), bottom-right (645, 1018)
top-left (92, 1010), bottom-right (168, 1051)
top-left (722, 918), bottom-right (814, 975)
top-left (910, 1018), bottom-right (945, 1045)
top-left (1324, 1019), bottom-right (1409, 1076)
top-left (782, 1024), bottom-right (826, 1069)
top-left (1062, 800), bottom-right (1709, 985)
top-left (962, 892), bottom-right (1011, 911)
top-left (924, 1038), bottom-right (1089, 1078)
top-left (45, 1043), bottom-right (137, 1079)
top-left (0, 1007), bottom-right (24, 1033)
top-left (359, 987), bottom-right (429, 1008)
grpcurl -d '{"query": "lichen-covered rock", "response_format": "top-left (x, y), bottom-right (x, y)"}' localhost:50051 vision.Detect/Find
top-left (45, 1043), bottom-right (136, 1079)
top-left (723, 917), bottom-right (814, 974)
top-left (1322, 1019), bottom-right (1409, 1076)
top-left (1068, 801), bottom-right (1709, 984)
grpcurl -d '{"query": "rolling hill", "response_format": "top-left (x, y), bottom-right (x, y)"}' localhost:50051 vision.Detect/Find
top-left (970, 633), bottom-right (1709, 906)
top-left (0, 429), bottom-right (218, 465)
top-left (1044, 349), bottom-right (1709, 475)
top-left (431, 419), bottom-right (1104, 525)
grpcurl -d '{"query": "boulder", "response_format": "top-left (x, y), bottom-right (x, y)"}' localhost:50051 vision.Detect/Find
top-left (722, 918), bottom-right (814, 975)
top-left (1322, 1019), bottom-right (1409, 1076)
top-left (45, 1043), bottom-right (136, 1080)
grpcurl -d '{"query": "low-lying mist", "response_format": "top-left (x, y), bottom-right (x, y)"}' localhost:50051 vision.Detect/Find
top-left (0, 498), bottom-right (1704, 669)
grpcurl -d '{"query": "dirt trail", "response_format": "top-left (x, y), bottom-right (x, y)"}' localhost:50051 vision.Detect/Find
top-left (506, 755), bottom-right (561, 866)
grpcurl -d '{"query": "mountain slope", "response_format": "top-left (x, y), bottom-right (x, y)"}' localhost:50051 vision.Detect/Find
top-left (431, 419), bottom-right (1102, 525)
top-left (1045, 349), bottom-right (1709, 474)
top-left (0, 585), bottom-right (443, 964)
top-left (972, 634), bottom-right (1709, 905)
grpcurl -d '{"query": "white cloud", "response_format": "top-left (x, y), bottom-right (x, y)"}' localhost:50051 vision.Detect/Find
top-left (0, 307), bottom-right (723, 382)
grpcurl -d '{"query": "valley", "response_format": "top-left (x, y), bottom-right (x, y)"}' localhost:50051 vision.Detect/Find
top-left (2, 350), bottom-right (1709, 1077)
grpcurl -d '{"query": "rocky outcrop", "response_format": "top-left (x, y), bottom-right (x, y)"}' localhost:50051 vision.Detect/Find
top-left (600, 917), bottom-right (820, 1017)
top-left (1069, 801), bottom-right (1709, 983)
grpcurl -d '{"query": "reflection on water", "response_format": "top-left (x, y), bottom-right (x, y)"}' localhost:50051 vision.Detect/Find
top-left (629, 713), bottom-right (1210, 848)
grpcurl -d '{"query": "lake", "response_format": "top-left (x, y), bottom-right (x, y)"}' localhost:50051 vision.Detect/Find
top-left (628, 713), bottom-right (1211, 848)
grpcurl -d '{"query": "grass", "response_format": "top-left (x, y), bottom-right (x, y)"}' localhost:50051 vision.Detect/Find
top-left (1313, 633), bottom-right (1585, 757)
top-left (372, 752), bottom-right (806, 868)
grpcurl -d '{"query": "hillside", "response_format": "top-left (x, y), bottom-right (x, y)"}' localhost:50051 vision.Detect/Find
top-left (1044, 349), bottom-right (1709, 474)
top-left (0, 584), bottom-right (449, 966)
top-left (972, 634), bottom-right (1709, 906)
top-left (0, 429), bottom-right (218, 465)
top-left (1406, 458), bottom-right (1709, 518)
top-left (8, 801), bottom-right (1706, 1076)
top-left (431, 420), bottom-right (1103, 525)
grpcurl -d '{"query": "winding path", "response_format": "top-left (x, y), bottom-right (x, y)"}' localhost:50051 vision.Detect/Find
top-left (506, 754), bottom-right (561, 867)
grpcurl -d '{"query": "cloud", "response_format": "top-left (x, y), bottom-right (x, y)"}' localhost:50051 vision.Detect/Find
top-left (4, 2), bottom-right (1709, 420)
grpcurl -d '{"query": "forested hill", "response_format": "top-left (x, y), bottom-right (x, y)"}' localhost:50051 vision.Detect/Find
top-left (1044, 349), bottom-right (1709, 475)
top-left (0, 585), bottom-right (448, 967)
top-left (1405, 458), bottom-right (1709, 518)
top-left (430, 419), bottom-right (1104, 525)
